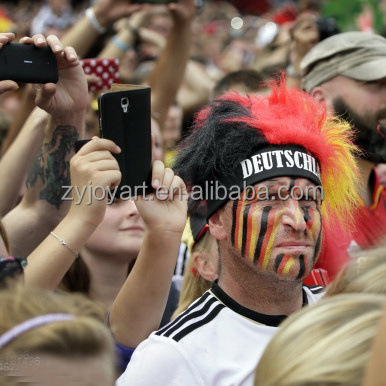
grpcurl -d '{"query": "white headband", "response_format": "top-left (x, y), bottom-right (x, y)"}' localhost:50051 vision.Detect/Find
top-left (0, 313), bottom-right (75, 349)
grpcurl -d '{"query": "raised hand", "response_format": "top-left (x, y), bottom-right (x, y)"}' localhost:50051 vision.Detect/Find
top-left (18, 34), bottom-right (88, 123)
top-left (66, 137), bottom-right (122, 229)
top-left (135, 160), bottom-right (188, 236)
top-left (0, 33), bottom-right (19, 94)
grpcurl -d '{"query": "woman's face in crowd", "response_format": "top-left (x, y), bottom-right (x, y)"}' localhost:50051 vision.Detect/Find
top-left (84, 199), bottom-right (146, 260)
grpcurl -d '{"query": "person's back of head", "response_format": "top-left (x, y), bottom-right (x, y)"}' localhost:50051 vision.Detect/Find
top-left (254, 293), bottom-right (386, 386)
top-left (326, 244), bottom-right (386, 296)
top-left (172, 211), bottom-right (219, 319)
top-left (0, 284), bottom-right (117, 385)
top-left (211, 69), bottom-right (269, 99)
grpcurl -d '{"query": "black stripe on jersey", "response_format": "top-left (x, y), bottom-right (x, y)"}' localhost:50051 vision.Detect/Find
top-left (307, 285), bottom-right (325, 294)
top-left (160, 297), bottom-right (218, 338)
top-left (156, 292), bottom-right (214, 337)
top-left (173, 303), bottom-right (225, 342)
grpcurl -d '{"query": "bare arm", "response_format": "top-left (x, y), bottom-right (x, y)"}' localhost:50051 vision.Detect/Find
top-left (287, 14), bottom-right (320, 89)
top-left (0, 84), bottom-right (36, 155)
top-left (0, 107), bottom-right (48, 217)
top-left (24, 138), bottom-right (121, 290)
top-left (109, 160), bottom-right (187, 347)
top-left (176, 59), bottom-right (214, 115)
top-left (99, 21), bottom-right (165, 62)
top-left (149, 0), bottom-right (196, 130)
top-left (2, 33), bottom-right (88, 257)
top-left (61, 0), bottom-right (142, 58)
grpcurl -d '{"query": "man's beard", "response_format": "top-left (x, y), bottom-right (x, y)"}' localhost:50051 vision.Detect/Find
top-left (333, 97), bottom-right (386, 163)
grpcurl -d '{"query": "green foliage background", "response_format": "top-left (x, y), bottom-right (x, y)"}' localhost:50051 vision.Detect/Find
top-left (322, 0), bottom-right (383, 33)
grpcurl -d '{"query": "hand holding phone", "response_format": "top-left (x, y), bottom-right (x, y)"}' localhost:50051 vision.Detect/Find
top-left (0, 42), bottom-right (58, 84)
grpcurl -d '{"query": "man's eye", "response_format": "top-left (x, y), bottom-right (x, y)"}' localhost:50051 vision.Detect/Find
top-left (245, 187), bottom-right (254, 199)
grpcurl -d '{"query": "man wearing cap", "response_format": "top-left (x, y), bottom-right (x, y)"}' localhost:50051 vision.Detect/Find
top-left (117, 81), bottom-right (360, 386)
top-left (301, 31), bottom-right (386, 279)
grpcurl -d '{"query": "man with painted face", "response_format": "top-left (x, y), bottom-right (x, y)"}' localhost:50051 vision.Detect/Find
top-left (116, 81), bottom-right (360, 386)
top-left (301, 32), bottom-right (386, 280)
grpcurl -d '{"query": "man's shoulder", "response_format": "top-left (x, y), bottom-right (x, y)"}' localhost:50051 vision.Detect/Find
top-left (118, 289), bottom-right (278, 386)
top-left (155, 290), bottom-right (225, 342)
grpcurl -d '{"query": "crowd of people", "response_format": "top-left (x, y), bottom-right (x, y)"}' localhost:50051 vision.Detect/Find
top-left (0, 0), bottom-right (385, 385)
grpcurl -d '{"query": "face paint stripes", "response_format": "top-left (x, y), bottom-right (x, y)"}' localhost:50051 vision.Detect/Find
top-left (261, 212), bottom-right (281, 270)
top-left (246, 201), bottom-right (259, 260)
top-left (257, 208), bottom-right (281, 269)
top-left (253, 206), bottom-right (272, 264)
top-left (231, 200), bottom-right (238, 246)
top-left (275, 254), bottom-right (295, 276)
top-left (289, 177), bottom-right (296, 191)
top-left (231, 191), bottom-right (247, 250)
top-left (274, 253), bottom-right (284, 272)
top-left (274, 253), bottom-right (306, 280)
top-left (303, 206), bottom-right (322, 261)
top-left (282, 257), bottom-right (295, 275)
top-left (296, 254), bottom-right (305, 280)
top-left (302, 206), bottom-right (319, 235)
top-left (312, 217), bottom-right (322, 263)
top-left (241, 205), bottom-right (250, 257)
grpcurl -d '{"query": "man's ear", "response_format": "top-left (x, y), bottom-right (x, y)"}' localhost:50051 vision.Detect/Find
top-left (310, 86), bottom-right (334, 113)
top-left (310, 86), bottom-right (326, 103)
top-left (208, 209), bottom-right (228, 241)
top-left (193, 251), bottom-right (218, 282)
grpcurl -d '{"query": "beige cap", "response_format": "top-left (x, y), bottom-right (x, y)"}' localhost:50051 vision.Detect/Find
top-left (301, 32), bottom-right (386, 92)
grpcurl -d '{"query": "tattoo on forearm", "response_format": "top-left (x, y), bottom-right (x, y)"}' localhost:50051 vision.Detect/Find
top-left (26, 126), bottom-right (78, 209)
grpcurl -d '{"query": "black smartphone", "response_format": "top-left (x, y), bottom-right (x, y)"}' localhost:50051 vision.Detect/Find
top-left (98, 86), bottom-right (152, 198)
top-left (0, 43), bottom-right (58, 84)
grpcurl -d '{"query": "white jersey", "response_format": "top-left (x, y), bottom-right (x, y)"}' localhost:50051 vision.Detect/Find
top-left (117, 284), bottom-right (324, 386)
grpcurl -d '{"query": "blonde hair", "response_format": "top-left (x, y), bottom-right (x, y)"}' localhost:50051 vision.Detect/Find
top-left (0, 284), bottom-right (116, 381)
top-left (326, 245), bottom-right (386, 297)
top-left (172, 231), bottom-right (217, 319)
top-left (254, 293), bottom-right (386, 386)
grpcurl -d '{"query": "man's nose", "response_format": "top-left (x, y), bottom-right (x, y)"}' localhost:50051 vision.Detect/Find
top-left (280, 199), bottom-right (307, 232)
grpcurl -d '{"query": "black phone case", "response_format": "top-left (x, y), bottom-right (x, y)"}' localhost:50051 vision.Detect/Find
top-left (98, 87), bottom-right (152, 197)
top-left (0, 43), bottom-right (58, 84)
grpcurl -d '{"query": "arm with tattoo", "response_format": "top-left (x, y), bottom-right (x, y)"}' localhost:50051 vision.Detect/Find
top-left (1, 33), bottom-right (88, 257)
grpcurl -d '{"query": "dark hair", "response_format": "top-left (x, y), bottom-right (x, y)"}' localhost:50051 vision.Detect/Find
top-left (61, 256), bottom-right (91, 294)
top-left (212, 69), bottom-right (268, 98)
top-left (173, 95), bottom-right (269, 216)
top-left (61, 256), bottom-right (136, 296)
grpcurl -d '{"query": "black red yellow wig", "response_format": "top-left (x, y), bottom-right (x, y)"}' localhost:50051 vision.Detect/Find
top-left (174, 78), bottom-right (361, 233)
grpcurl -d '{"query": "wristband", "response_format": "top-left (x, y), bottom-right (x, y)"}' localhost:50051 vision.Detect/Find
top-left (111, 35), bottom-right (132, 52)
top-left (50, 231), bottom-right (79, 259)
top-left (86, 8), bottom-right (107, 34)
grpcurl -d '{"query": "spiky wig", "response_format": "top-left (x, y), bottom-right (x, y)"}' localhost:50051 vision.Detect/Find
top-left (174, 79), bottom-right (361, 233)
